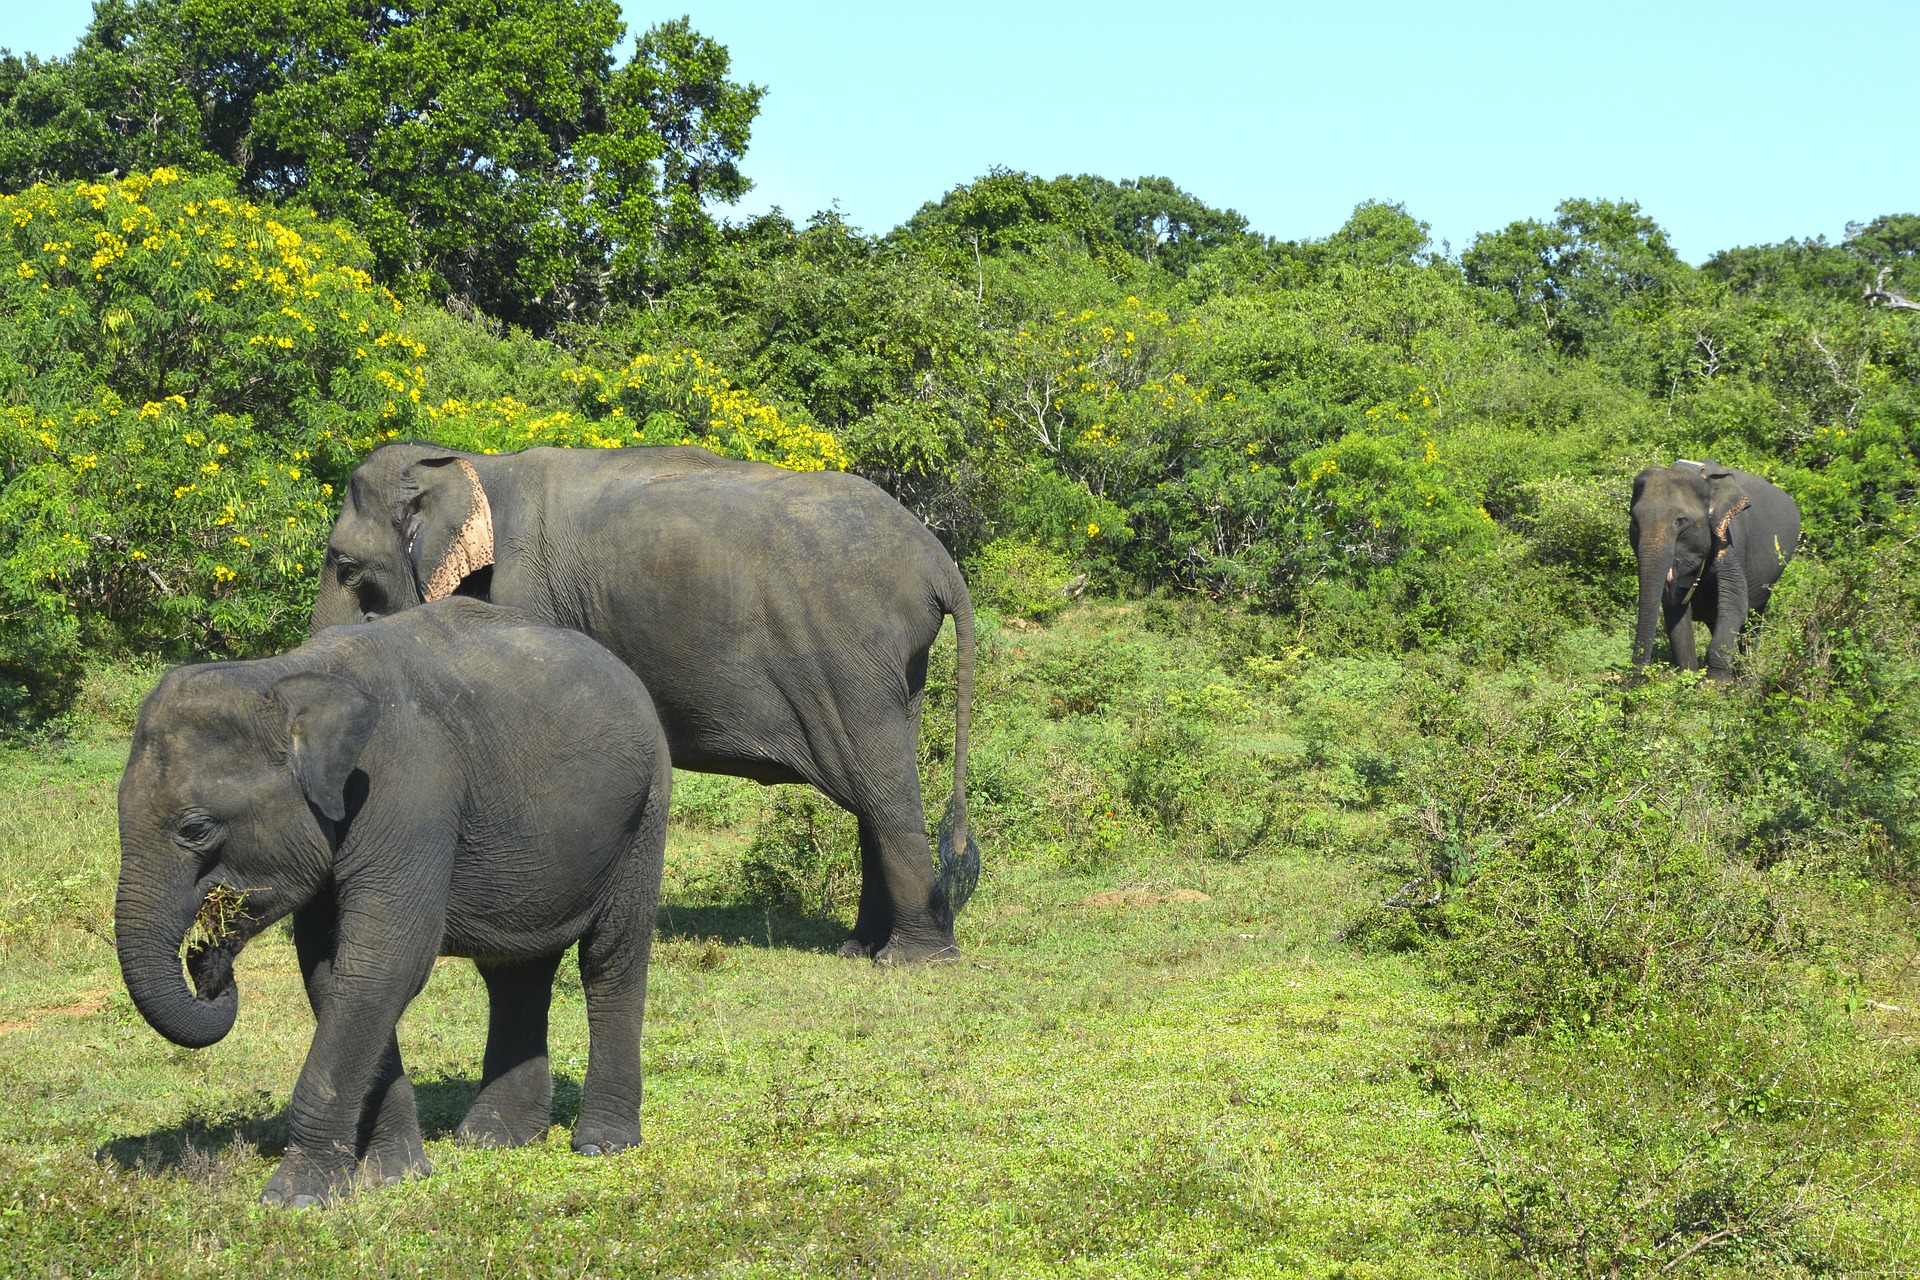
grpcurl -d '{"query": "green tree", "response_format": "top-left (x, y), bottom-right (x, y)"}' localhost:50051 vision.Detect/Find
top-left (900, 168), bottom-right (1124, 276)
top-left (1069, 174), bottom-right (1251, 276)
top-left (1320, 199), bottom-right (1434, 269)
top-left (1704, 212), bottom-right (1920, 308)
top-left (1463, 197), bottom-right (1683, 353)
top-left (0, 0), bottom-right (763, 331)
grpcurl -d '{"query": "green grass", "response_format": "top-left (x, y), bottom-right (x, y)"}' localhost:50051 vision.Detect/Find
top-left (2, 603), bottom-right (1917, 1276)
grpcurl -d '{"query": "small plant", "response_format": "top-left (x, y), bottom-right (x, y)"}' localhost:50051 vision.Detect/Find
top-left (652, 935), bottom-right (727, 970)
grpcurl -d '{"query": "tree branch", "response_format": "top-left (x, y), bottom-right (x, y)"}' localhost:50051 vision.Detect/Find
top-left (1865, 265), bottom-right (1920, 312)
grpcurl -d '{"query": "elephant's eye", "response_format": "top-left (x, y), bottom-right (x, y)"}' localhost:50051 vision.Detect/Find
top-left (175, 814), bottom-right (223, 849)
top-left (335, 557), bottom-right (363, 588)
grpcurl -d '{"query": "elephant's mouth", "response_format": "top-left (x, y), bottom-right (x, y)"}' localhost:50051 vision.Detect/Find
top-left (185, 936), bottom-right (242, 1001)
top-left (182, 883), bottom-right (268, 1001)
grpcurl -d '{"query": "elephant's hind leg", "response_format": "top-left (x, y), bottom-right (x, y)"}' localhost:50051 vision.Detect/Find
top-left (573, 922), bottom-right (649, 1155)
top-left (820, 720), bottom-right (955, 964)
top-left (861, 808), bottom-right (957, 966)
top-left (457, 952), bottom-right (565, 1148)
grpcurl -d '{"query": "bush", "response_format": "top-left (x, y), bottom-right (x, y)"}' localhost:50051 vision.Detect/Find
top-left (1288, 417), bottom-right (1498, 592)
top-left (968, 537), bottom-right (1075, 621)
top-left (0, 170), bottom-right (410, 689)
top-left (736, 790), bottom-right (861, 923)
top-left (1518, 474), bottom-right (1634, 591)
top-left (0, 172), bottom-right (849, 716)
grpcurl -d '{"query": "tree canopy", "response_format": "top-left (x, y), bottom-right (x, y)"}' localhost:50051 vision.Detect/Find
top-left (0, 0), bottom-right (763, 330)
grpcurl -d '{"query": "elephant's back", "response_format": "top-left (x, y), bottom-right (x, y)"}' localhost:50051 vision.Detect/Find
top-left (369, 600), bottom-right (666, 763)
top-left (601, 465), bottom-right (948, 583)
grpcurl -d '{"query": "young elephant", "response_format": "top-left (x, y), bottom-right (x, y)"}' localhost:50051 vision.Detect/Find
top-left (114, 598), bottom-right (671, 1206)
top-left (1630, 459), bottom-right (1801, 678)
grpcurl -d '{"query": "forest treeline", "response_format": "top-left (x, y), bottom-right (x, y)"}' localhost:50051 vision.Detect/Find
top-left (0, 0), bottom-right (1915, 726)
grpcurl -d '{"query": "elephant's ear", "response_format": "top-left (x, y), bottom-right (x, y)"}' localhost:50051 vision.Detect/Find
top-left (1700, 464), bottom-right (1751, 545)
top-left (401, 456), bottom-right (494, 602)
top-left (273, 672), bottom-right (379, 823)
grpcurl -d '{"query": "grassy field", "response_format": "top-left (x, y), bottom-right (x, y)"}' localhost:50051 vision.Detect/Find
top-left (2, 603), bottom-right (1917, 1277)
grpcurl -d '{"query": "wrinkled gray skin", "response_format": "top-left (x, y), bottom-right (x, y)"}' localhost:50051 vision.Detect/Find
top-left (115, 599), bottom-right (671, 1206)
top-left (1630, 461), bottom-right (1801, 679)
top-left (310, 443), bottom-right (977, 963)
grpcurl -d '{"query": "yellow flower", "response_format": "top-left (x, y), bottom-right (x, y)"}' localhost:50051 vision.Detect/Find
top-left (1087, 522), bottom-right (1100, 537)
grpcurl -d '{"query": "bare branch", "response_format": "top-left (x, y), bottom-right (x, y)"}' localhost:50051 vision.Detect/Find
top-left (1865, 265), bottom-right (1920, 312)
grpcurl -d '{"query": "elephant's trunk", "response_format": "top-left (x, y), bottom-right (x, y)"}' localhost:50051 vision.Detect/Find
top-left (115, 865), bottom-right (239, 1049)
top-left (1633, 532), bottom-right (1676, 667)
top-left (309, 575), bottom-right (360, 636)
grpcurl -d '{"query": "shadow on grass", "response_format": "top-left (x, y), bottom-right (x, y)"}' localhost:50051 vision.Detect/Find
top-left (97, 1074), bottom-right (588, 1171)
top-left (98, 1096), bottom-right (289, 1171)
top-left (654, 901), bottom-right (849, 953)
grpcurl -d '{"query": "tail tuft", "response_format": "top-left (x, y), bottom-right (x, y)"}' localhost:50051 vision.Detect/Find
top-left (935, 800), bottom-right (980, 924)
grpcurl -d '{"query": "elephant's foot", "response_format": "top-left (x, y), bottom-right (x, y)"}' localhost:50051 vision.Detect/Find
top-left (261, 1144), bottom-right (357, 1208)
top-left (837, 937), bottom-right (875, 960)
top-left (872, 933), bottom-right (959, 966)
top-left (359, 1071), bottom-right (431, 1186)
top-left (358, 1123), bottom-right (430, 1188)
top-left (357, 1140), bottom-right (430, 1188)
top-left (456, 1059), bottom-right (554, 1148)
top-left (571, 1111), bottom-right (640, 1157)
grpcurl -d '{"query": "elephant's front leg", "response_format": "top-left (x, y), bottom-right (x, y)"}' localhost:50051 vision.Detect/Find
top-left (266, 907), bottom-right (437, 1206)
top-left (291, 898), bottom-right (430, 1191)
top-left (1664, 597), bottom-right (1699, 671)
top-left (457, 952), bottom-right (564, 1148)
top-left (1705, 561), bottom-right (1749, 680)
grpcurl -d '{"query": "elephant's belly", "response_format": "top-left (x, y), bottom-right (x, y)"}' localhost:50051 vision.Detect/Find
top-left (438, 856), bottom-right (625, 960)
top-left (669, 749), bottom-right (808, 786)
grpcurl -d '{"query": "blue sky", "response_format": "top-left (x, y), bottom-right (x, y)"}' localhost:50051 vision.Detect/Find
top-left (7, 1), bottom-right (1915, 262)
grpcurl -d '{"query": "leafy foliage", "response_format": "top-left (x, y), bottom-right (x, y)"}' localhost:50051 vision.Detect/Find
top-left (0, 0), bottom-right (763, 329)
top-left (0, 171), bottom-right (840, 718)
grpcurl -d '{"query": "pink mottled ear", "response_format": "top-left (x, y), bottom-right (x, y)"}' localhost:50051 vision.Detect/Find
top-left (1701, 466), bottom-right (1749, 545)
top-left (273, 672), bottom-right (378, 822)
top-left (403, 457), bottom-right (494, 602)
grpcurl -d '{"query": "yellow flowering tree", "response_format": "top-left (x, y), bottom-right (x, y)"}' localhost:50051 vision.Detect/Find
top-left (0, 171), bottom-right (845, 719)
top-left (0, 170), bottom-right (428, 712)
top-left (417, 349), bottom-right (844, 471)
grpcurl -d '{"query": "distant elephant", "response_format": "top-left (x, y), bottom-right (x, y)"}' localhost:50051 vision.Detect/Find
top-left (1630, 460), bottom-right (1801, 678)
top-left (309, 442), bottom-right (978, 963)
top-left (116, 599), bottom-right (672, 1206)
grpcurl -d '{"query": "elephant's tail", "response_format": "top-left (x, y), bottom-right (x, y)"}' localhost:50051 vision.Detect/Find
top-left (936, 565), bottom-right (980, 923)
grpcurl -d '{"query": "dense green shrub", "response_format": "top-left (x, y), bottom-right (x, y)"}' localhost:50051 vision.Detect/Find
top-left (736, 789), bottom-right (861, 924)
top-left (967, 538), bottom-right (1075, 621)
top-left (0, 169), bottom-right (415, 710)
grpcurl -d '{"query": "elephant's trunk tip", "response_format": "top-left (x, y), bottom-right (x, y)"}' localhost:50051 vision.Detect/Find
top-left (115, 883), bottom-right (243, 1050)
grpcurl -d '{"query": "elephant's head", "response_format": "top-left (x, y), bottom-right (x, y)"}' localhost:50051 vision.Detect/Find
top-left (116, 665), bottom-right (378, 1047)
top-left (310, 443), bottom-right (494, 634)
top-left (1629, 461), bottom-right (1747, 665)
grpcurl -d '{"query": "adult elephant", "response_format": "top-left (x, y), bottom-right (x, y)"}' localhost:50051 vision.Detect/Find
top-left (1629, 459), bottom-right (1800, 679)
top-left (310, 442), bottom-right (978, 963)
